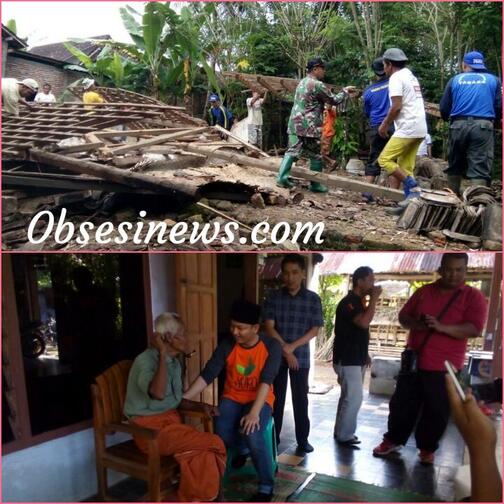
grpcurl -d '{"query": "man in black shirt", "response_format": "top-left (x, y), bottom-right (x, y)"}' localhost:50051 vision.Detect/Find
top-left (332, 267), bottom-right (382, 445)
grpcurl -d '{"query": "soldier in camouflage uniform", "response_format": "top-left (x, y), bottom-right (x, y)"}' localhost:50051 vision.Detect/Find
top-left (277, 58), bottom-right (357, 192)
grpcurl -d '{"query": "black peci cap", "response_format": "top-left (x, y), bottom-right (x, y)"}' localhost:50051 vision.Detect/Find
top-left (230, 299), bottom-right (261, 325)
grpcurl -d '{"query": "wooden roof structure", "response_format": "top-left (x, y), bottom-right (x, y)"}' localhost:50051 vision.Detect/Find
top-left (68, 86), bottom-right (207, 126)
top-left (221, 71), bottom-right (441, 117)
top-left (222, 71), bottom-right (340, 97)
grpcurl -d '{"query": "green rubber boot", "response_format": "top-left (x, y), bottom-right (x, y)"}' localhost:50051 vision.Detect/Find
top-left (309, 159), bottom-right (328, 193)
top-left (276, 155), bottom-right (295, 188)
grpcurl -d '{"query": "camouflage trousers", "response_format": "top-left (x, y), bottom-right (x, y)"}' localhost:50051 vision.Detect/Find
top-left (286, 136), bottom-right (322, 161)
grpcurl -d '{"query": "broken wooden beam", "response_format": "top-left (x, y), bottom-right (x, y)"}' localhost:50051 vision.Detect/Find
top-left (108, 127), bottom-right (209, 155)
top-left (2, 171), bottom-right (152, 193)
top-left (183, 145), bottom-right (404, 202)
top-left (93, 127), bottom-right (191, 138)
top-left (28, 149), bottom-right (200, 199)
top-left (213, 125), bottom-right (270, 158)
top-left (57, 141), bottom-right (105, 154)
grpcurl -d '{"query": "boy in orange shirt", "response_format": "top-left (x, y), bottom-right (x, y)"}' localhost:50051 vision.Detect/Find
top-left (183, 300), bottom-right (282, 502)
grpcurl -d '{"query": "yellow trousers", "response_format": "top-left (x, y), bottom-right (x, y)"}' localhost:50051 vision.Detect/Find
top-left (378, 137), bottom-right (423, 176)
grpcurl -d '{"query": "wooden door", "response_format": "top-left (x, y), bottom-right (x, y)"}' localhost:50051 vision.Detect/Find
top-left (176, 254), bottom-right (217, 405)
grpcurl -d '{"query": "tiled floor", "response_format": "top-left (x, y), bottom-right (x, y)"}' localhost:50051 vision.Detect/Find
top-left (277, 383), bottom-right (465, 501)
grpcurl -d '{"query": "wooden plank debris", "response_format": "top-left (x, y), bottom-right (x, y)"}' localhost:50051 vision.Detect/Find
top-left (108, 127), bottom-right (209, 155)
top-left (182, 144), bottom-right (404, 201)
top-left (28, 149), bottom-right (201, 199)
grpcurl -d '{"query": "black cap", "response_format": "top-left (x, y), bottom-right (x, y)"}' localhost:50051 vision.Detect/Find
top-left (230, 300), bottom-right (261, 325)
top-left (371, 57), bottom-right (385, 76)
top-left (307, 57), bottom-right (325, 72)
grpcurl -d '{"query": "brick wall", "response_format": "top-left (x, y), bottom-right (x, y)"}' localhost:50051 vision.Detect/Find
top-left (5, 56), bottom-right (83, 99)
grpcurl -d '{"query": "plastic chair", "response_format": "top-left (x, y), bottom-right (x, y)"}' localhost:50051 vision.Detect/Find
top-left (223, 416), bottom-right (278, 483)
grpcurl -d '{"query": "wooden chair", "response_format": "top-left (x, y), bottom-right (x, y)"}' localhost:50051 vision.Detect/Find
top-left (91, 360), bottom-right (212, 502)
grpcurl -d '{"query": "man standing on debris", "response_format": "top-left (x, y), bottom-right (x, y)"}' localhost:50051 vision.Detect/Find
top-left (263, 254), bottom-right (324, 454)
top-left (124, 312), bottom-right (226, 502)
top-left (440, 51), bottom-right (502, 193)
top-left (246, 90), bottom-right (267, 149)
top-left (184, 300), bottom-right (282, 503)
top-left (1, 78), bottom-right (38, 115)
top-left (363, 58), bottom-right (393, 185)
top-left (35, 83), bottom-right (57, 104)
top-left (276, 57), bottom-right (358, 193)
top-left (333, 267), bottom-right (381, 446)
top-left (377, 48), bottom-right (427, 202)
top-left (373, 253), bottom-right (487, 465)
top-left (82, 78), bottom-right (105, 104)
top-left (208, 93), bottom-right (234, 130)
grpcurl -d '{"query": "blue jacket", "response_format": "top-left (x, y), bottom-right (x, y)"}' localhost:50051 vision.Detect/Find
top-left (363, 78), bottom-right (390, 127)
top-left (440, 71), bottom-right (502, 121)
top-left (208, 105), bottom-right (234, 129)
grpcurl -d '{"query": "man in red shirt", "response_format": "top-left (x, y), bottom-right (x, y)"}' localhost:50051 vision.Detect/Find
top-left (373, 253), bottom-right (487, 465)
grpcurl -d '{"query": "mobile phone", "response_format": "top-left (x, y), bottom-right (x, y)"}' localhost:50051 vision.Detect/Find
top-left (444, 360), bottom-right (466, 400)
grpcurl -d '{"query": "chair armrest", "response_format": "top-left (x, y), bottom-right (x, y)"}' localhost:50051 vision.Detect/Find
top-left (106, 421), bottom-right (159, 440)
top-left (179, 409), bottom-right (207, 419)
top-left (179, 409), bottom-right (213, 433)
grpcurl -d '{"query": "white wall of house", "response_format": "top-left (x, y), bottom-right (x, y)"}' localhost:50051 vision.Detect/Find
top-left (2, 429), bottom-right (129, 502)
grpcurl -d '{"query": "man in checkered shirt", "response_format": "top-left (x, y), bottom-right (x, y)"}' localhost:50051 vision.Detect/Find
top-left (263, 254), bottom-right (324, 453)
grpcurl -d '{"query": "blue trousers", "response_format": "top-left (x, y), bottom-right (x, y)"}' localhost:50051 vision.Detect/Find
top-left (215, 398), bottom-right (274, 493)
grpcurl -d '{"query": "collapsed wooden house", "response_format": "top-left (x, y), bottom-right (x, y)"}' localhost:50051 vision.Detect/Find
top-left (2, 84), bottom-right (500, 251)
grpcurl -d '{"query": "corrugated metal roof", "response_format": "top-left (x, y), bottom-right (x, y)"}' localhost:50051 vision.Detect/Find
top-left (319, 252), bottom-right (496, 275)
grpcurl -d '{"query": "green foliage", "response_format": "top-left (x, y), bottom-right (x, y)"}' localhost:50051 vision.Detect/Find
top-left (6, 19), bottom-right (18, 34)
top-left (319, 274), bottom-right (346, 342)
top-left (330, 102), bottom-right (363, 167)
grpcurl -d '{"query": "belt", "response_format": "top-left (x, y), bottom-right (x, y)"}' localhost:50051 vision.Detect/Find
top-left (451, 116), bottom-right (493, 122)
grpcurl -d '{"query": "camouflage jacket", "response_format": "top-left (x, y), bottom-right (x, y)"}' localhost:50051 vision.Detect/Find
top-left (288, 76), bottom-right (346, 138)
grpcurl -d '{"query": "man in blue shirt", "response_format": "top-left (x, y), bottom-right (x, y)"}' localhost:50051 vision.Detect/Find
top-left (263, 254), bottom-right (324, 454)
top-left (363, 58), bottom-right (394, 184)
top-left (440, 51), bottom-right (502, 194)
top-left (208, 93), bottom-right (234, 130)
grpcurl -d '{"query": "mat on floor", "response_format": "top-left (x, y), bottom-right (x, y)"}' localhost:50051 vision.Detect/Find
top-left (223, 463), bottom-right (441, 502)
top-left (289, 468), bottom-right (441, 502)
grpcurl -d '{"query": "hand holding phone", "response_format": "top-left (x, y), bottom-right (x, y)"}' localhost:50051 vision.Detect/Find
top-left (444, 360), bottom-right (466, 401)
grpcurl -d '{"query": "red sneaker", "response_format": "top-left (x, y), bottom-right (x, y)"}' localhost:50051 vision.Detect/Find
top-left (373, 439), bottom-right (401, 456)
top-left (419, 449), bottom-right (435, 465)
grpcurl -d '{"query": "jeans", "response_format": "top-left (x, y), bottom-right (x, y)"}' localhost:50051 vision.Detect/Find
top-left (366, 125), bottom-right (394, 176)
top-left (447, 118), bottom-right (494, 181)
top-left (273, 366), bottom-right (310, 446)
top-left (333, 364), bottom-right (365, 441)
top-left (215, 398), bottom-right (274, 494)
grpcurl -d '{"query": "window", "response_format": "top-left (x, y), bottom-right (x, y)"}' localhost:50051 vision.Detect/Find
top-left (2, 254), bottom-right (148, 450)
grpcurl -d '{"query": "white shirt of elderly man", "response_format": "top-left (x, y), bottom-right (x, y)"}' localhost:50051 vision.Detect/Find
top-left (246, 91), bottom-right (266, 149)
top-left (35, 84), bottom-right (57, 104)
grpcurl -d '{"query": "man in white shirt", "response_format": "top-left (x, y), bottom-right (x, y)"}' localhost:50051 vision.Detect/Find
top-left (35, 83), bottom-right (57, 104)
top-left (377, 48), bottom-right (427, 202)
top-left (2, 78), bottom-right (38, 116)
top-left (246, 90), bottom-right (267, 149)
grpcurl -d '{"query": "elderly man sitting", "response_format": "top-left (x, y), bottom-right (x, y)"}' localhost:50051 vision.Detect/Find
top-left (124, 312), bottom-right (226, 502)
top-left (1, 78), bottom-right (39, 116)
